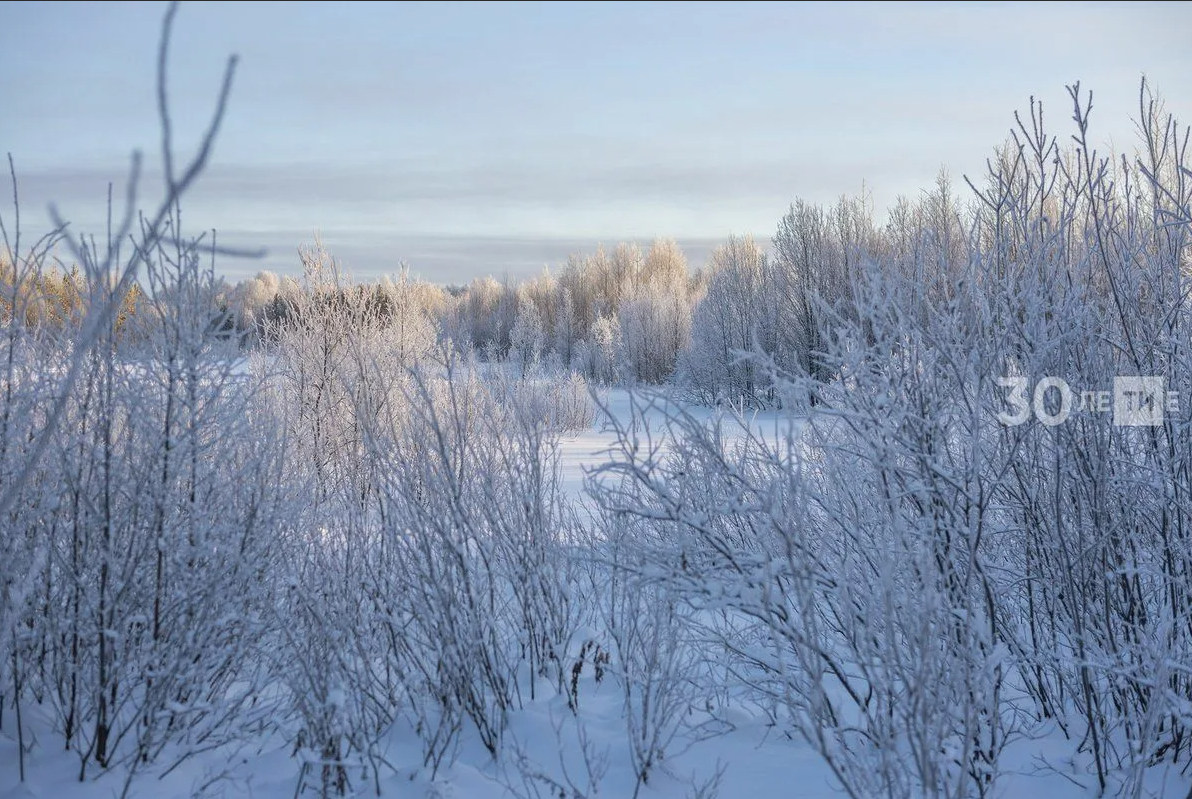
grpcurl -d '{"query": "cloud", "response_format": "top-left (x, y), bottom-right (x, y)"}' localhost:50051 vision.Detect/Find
top-left (11, 152), bottom-right (907, 227)
top-left (0, 148), bottom-right (950, 287)
top-left (204, 230), bottom-right (726, 285)
top-left (2, 162), bottom-right (729, 283)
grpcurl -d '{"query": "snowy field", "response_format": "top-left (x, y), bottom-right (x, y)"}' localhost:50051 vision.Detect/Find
top-left (4, 387), bottom-right (1189, 799)
top-left (9, 698), bottom-right (1171, 799)
top-left (556, 388), bottom-right (800, 499)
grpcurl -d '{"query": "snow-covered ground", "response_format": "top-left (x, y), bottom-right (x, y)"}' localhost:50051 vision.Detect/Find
top-left (557, 387), bottom-right (800, 498)
top-left (5, 662), bottom-right (1182, 799)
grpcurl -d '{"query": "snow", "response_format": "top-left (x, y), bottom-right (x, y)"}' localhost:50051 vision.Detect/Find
top-left (5, 683), bottom-right (1184, 798)
top-left (557, 388), bottom-right (800, 498)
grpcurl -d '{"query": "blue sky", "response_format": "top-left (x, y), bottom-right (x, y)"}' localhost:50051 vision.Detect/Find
top-left (3, 1), bottom-right (1190, 284)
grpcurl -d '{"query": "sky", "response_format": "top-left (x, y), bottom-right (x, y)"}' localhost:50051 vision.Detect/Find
top-left (3, 1), bottom-right (1191, 285)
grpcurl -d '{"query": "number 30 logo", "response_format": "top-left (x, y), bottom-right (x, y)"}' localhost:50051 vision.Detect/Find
top-left (997, 376), bottom-right (1072, 426)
